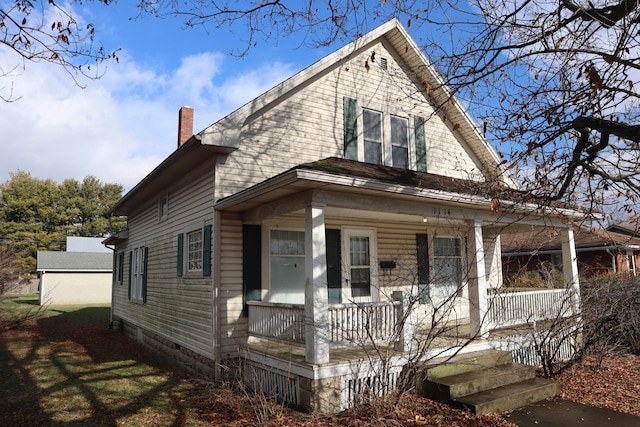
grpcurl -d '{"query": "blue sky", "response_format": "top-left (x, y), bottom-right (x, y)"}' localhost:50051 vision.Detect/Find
top-left (0, 2), bottom-right (340, 192)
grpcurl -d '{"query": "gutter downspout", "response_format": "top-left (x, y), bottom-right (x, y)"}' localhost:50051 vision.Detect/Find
top-left (105, 243), bottom-right (116, 329)
top-left (213, 209), bottom-right (222, 379)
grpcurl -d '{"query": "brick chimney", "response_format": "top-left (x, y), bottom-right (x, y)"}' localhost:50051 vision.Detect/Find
top-left (177, 106), bottom-right (194, 147)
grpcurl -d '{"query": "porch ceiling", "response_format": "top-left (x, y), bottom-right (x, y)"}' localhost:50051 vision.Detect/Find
top-left (215, 158), bottom-right (584, 230)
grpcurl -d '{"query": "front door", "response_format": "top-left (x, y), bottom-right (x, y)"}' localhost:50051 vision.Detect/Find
top-left (342, 227), bottom-right (378, 303)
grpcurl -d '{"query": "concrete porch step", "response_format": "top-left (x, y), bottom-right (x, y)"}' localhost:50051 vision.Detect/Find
top-left (455, 377), bottom-right (561, 414)
top-left (421, 363), bottom-right (535, 400)
top-left (424, 349), bottom-right (513, 379)
top-left (418, 349), bottom-right (560, 414)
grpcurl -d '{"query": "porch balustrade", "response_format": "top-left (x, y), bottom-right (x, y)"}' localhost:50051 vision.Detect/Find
top-left (247, 300), bottom-right (402, 347)
top-left (248, 288), bottom-right (576, 353)
top-left (486, 288), bottom-right (575, 329)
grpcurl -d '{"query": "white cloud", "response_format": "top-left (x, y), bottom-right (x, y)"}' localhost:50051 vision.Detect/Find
top-left (0, 46), bottom-right (297, 193)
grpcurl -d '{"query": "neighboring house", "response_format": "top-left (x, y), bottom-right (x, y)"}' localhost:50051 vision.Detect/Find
top-left (502, 226), bottom-right (640, 278)
top-left (37, 251), bottom-right (113, 305)
top-left (105, 20), bottom-right (584, 413)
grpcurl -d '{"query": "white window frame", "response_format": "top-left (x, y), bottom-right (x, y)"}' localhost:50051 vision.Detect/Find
top-left (159, 194), bottom-right (169, 221)
top-left (131, 245), bottom-right (146, 303)
top-left (186, 227), bottom-right (203, 273)
top-left (115, 251), bottom-right (124, 285)
top-left (357, 103), bottom-right (415, 169)
top-left (341, 227), bottom-right (379, 303)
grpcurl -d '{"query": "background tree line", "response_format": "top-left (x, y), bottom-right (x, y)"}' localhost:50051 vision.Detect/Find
top-left (0, 171), bottom-right (126, 280)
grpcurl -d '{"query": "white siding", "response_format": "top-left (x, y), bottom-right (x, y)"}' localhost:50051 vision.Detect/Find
top-left (215, 39), bottom-right (484, 200)
top-left (219, 216), bottom-right (245, 357)
top-left (113, 161), bottom-right (216, 358)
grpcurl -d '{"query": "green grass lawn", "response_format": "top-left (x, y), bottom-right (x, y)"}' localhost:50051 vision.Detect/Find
top-left (0, 294), bottom-right (202, 427)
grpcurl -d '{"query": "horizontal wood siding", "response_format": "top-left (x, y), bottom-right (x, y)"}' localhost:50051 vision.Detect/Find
top-left (219, 216), bottom-right (246, 357)
top-left (113, 160), bottom-right (216, 358)
top-left (216, 39), bottom-right (485, 200)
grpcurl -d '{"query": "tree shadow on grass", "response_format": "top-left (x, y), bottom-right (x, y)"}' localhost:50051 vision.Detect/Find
top-left (0, 305), bottom-right (195, 426)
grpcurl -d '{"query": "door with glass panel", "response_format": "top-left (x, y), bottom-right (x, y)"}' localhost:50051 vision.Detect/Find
top-left (342, 228), bottom-right (378, 303)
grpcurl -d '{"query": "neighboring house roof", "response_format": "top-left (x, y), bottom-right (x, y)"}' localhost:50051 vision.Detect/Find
top-left (501, 225), bottom-right (640, 254)
top-left (606, 223), bottom-right (640, 238)
top-left (36, 251), bottom-right (113, 272)
top-left (215, 157), bottom-right (581, 219)
top-left (108, 19), bottom-right (517, 217)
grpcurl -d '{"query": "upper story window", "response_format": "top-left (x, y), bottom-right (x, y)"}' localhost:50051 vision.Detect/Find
top-left (344, 97), bottom-right (426, 171)
top-left (159, 194), bottom-right (168, 221)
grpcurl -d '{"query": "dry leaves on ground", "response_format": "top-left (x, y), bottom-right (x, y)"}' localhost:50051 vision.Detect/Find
top-left (557, 353), bottom-right (640, 417)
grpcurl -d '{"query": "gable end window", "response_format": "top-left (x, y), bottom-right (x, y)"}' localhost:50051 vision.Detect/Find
top-left (159, 194), bottom-right (169, 221)
top-left (343, 97), bottom-right (427, 171)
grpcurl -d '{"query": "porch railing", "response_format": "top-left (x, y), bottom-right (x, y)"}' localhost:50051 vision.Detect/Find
top-left (328, 301), bottom-right (401, 347)
top-left (247, 301), bottom-right (305, 343)
top-left (487, 288), bottom-right (575, 329)
top-left (247, 300), bottom-right (402, 347)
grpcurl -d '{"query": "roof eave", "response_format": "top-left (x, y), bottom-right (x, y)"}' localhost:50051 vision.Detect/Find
top-left (108, 136), bottom-right (236, 216)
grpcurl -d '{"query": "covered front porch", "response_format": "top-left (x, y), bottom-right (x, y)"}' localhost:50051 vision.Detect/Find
top-left (213, 158), bottom-right (584, 412)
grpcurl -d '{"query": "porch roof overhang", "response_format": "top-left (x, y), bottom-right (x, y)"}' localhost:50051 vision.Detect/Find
top-left (215, 158), bottom-right (587, 229)
top-left (108, 135), bottom-right (237, 217)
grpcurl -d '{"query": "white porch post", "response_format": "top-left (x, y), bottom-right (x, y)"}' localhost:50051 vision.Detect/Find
top-left (304, 204), bottom-right (330, 364)
top-left (561, 227), bottom-right (581, 316)
top-left (468, 220), bottom-right (489, 339)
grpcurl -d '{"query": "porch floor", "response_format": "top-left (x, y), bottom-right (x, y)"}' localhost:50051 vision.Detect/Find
top-left (245, 321), bottom-right (548, 368)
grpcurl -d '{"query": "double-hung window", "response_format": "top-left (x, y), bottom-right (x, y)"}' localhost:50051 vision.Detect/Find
top-left (177, 224), bottom-right (212, 277)
top-left (344, 97), bottom-right (425, 171)
top-left (390, 115), bottom-right (409, 168)
top-left (187, 230), bottom-right (203, 271)
top-left (129, 245), bottom-right (148, 303)
top-left (363, 109), bottom-right (383, 164)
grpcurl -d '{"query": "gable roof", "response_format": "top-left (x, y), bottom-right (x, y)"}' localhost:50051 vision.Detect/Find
top-left (109, 19), bottom-right (516, 217)
top-left (36, 251), bottom-right (113, 271)
top-left (199, 18), bottom-right (514, 186)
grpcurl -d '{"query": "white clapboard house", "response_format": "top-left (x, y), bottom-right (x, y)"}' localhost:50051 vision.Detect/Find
top-left (105, 19), bottom-right (583, 413)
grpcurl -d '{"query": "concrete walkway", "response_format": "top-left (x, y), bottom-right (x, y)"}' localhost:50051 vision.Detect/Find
top-left (505, 399), bottom-right (640, 426)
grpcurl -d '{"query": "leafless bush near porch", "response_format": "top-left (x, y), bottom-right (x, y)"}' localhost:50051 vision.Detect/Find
top-left (581, 274), bottom-right (640, 357)
top-left (511, 273), bottom-right (640, 378)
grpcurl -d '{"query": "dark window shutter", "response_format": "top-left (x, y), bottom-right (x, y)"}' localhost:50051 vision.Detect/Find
top-left (326, 229), bottom-right (342, 304)
top-left (414, 116), bottom-right (427, 172)
top-left (142, 247), bottom-right (149, 303)
top-left (242, 224), bottom-right (262, 316)
top-left (118, 252), bottom-right (124, 283)
top-left (343, 97), bottom-right (358, 160)
top-left (177, 233), bottom-right (184, 277)
top-left (203, 224), bottom-right (212, 276)
top-left (128, 251), bottom-right (133, 300)
top-left (416, 234), bottom-right (430, 304)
